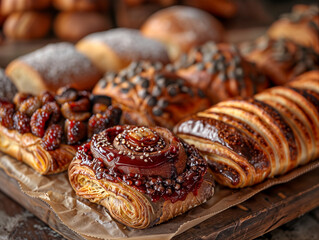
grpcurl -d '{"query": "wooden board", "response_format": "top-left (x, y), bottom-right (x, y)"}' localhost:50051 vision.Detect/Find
top-left (0, 166), bottom-right (318, 240)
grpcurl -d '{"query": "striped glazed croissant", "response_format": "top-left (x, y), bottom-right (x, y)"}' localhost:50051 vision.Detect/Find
top-left (174, 70), bottom-right (319, 188)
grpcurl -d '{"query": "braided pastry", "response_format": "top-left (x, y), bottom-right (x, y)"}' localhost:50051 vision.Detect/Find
top-left (93, 61), bottom-right (210, 130)
top-left (69, 125), bottom-right (214, 229)
top-left (175, 70), bottom-right (319, 188)
top-left (268, 4), bottom-right (319, 54)
top-left (240, 36), bottom-right (319, 85)
top-left (172, 42), bottom-right (269, 104)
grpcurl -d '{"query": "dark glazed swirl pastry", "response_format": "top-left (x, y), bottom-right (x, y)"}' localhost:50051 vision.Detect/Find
top-left (69, 125), bottom-right (214, 229)
top-left (175, 71), bottom-right (319, 188)
top-left (0, 68), bottom-right (17, 101)
top-left (93, 61), bottom-right (210, 130)
top-left (240, 36), bottom-right (319, 85)
top-left (172, 42), bottom-right (269, 104)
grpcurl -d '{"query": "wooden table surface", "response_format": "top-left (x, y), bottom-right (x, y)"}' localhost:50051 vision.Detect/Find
top-left (0, 165), bottom-right (318, 240)
top-left (1, 192), bottom-right (318, 240)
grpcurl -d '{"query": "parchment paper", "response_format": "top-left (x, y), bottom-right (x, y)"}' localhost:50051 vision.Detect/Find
top-left (0, 152), bottom-right (318, 240)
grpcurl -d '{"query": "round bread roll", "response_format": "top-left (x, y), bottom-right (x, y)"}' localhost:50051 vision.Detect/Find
top-left (76, 28), bottom-right (170, 73)
top-left (5, 43), bottom-right (102, 95)
top-left (183, 0), bottom-right (237, 18)
top-left (141, 6), bottom-right (225, 61)
top-left (0, 68), bottom-right (17, 101)
top-left (1, 0), bottom-right (51, 16)
top-left (52, 0), bottom-right (108, 11)
top-left (53, 12), bottom-right (110, 42)
top-left (3, 11), bottom-right (51, 40)
top-left (268, 4), bottom-right (319, 54)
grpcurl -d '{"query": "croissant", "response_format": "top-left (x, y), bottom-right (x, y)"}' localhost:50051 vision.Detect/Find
top-left (240, 36), bottom-right (319, 86)
top-left (174, 70), bottom-right (319, 188)
top-left (0, 88), bottom-right (122, 174)
top-left (69, 125), bottom-right (214, 228)
top-left (93, 61), bottom-right (211, 130)
top-left (172, 42), bottom-right (270, 104)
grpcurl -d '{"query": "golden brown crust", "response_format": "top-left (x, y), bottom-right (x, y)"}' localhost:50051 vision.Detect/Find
top-left (93, 61), bottom-right (211, 130)
top-left (68, 156), bottom-right (214, 229)
top-left (174, 42), bottom-right (269, 104)
top-left (268, 5), bottom-right (319, 54)
top-left (5, 43), bottom-right (102, 95)
top-left (1, 0), bottom-right (51, 16)
top-left (175, 73), bottom-right (319, 188)
top-left (3, 11), bottom-right (51, 40)
top-left (52, 0), bottom-right (109, 11)
top-left (0, 125), bottom-right (77, 174)
top-left (53, 12), bottom-right (110, 42)
top-left (141, 6), bottom-right (225, 61)
top-left (240, 36), bottom-right (319, 85)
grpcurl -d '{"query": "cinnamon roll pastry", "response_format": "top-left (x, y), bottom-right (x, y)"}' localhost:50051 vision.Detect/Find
top-left (69, 125), bottom-right (214, 229)
top-left (0, 88), bottom-right (122, 174)
top-left (174, 72), bottom-right (319, 188)
top-left (268, 4), bottom-right (319, 54)
top-left (93, 61), bottom-right (210, 130)
top-left (240, 36), bottom-right (319, 86)
top-left (172, 42), bottom-right (269, 104)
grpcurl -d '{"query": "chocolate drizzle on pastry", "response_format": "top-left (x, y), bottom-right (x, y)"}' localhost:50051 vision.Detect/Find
top-left (77, 125), bottom-right (208, 203)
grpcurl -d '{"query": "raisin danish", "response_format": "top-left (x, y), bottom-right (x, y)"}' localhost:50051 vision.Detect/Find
top-left (69, 125), bottom-right (214, 229)
top-left (172, 42), bottom-right (269, 104)
top-left (93, 61), bottom-right (210, 130)
top-left (240, 36), bottom-right (319, 85)
top-left (268, 4), bottom-right (319, 54)
top-left (0, 88), bottom-right (122, 174)
top-left (175, 70), bottom-right (319, 188)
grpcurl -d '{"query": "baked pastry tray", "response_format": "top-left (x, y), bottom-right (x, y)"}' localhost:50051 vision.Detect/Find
top-left (0, 152), bottom-right (318, 240)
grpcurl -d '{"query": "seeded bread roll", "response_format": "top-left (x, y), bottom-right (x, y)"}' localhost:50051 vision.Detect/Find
top-left (172, 42), bottom-right (269, 104)
top-left (1, 0), bottom-right (51, 16)
top-left (53, 12), bottom-right (110, 42)
top-left (6, 43), bottom-right (102, 95)
top-left (93, 61), bottom-right (211, 130)
top-left (3, 11), bottom-right (51, 40)
top-left (268, 5), bottom-right (319, 54)
top-left (240, 36), bottom-right (319, 86)
top-left (0, 68), bottom-right (17, 101)
top-left (141, 6), bottom-right (225, 61)
top-left (76, 28), bottom-right (170, 73)
top-left (52, 0), bottom-right (109, 11)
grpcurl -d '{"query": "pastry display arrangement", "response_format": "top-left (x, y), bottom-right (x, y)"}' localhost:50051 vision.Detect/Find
top-left (0, 2), bottom-right (318, 234)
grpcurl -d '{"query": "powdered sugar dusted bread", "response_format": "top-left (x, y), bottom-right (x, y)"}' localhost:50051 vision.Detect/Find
top-left (76, 28), bottom-right (170, 73)
top-left (0, 68), bottom-right (17, 101)
top-left (6, 43), bottom-right (102, 95)
top-left (141, 6), bottom-right (225, 60)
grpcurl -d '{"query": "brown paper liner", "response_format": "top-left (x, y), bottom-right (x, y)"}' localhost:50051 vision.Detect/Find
top-left (0, 152), bottom-right (318, 240)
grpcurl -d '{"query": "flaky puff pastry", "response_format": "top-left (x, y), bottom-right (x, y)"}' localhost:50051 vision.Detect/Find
top-left (0, 125), bottom-right (77, 174)
top-left (69, 125), bottom-right (214, 229)
top-left (175, 71), bottom-right (319, 188)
